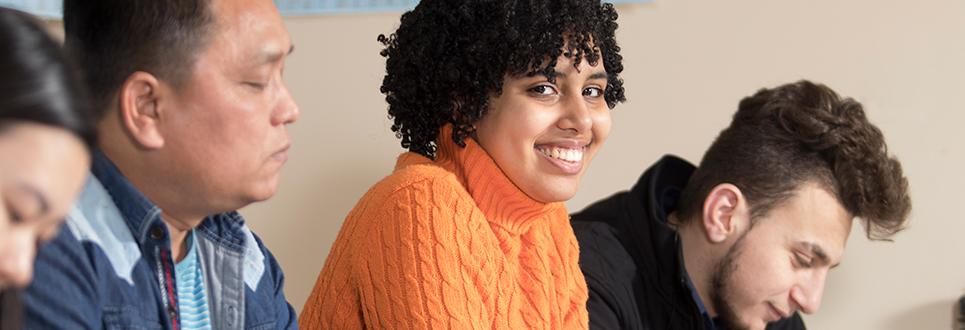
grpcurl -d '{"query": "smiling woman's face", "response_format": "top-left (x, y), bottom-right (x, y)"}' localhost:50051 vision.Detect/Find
top-left (472, 54), bottom-right (611, 203)
top-left (0, 122), bottom-right (89, 290)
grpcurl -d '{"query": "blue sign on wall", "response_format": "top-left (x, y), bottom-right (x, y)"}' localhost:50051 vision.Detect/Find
top-left (275, 0), bottom-right (652, 16)
top-left (1, 0), bottom-right (652, 18)
top-left (0, 0), bottom-right (60, 18)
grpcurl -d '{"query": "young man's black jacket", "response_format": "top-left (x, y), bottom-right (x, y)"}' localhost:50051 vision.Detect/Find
top-left (570, 155), bottom-right (806, 330)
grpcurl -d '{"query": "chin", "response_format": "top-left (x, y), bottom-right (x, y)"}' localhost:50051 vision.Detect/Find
top-left (250, 187), bottom-right (279, 203)
top-left (530, 188), bottom-right (578, 204)
top-left (735, 314), bottom-right (769, 330)
top-left (243, 179), bottom-right (280, 204)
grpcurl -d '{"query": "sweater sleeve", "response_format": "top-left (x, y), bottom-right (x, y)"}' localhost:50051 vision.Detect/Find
top-left (300, 170), bottom-right (501, 330)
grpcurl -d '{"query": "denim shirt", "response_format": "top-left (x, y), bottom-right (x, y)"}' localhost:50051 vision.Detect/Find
top-left (22, 151), bottom-right (298, 330)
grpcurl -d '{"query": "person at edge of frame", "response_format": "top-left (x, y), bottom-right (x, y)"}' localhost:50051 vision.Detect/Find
top-left (571, 80), bottom-right (911, 330)
top-left (0, 6), bottom-right (97, 329)
top-left (21, 0), bottom-right (300, 328)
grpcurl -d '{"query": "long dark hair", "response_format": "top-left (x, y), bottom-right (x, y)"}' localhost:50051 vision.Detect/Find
top-left (0, 7), bottom-right (96, 148)
top-left (0, 290), bottom-right (20, 330)
top-left (0, 7), bottom-right (98, 329)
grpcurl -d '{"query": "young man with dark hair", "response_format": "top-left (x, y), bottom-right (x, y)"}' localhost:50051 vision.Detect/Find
top-left (22, 0), bottom-right (300, 329)
top-left (571, 80), bottom-right (911, 330)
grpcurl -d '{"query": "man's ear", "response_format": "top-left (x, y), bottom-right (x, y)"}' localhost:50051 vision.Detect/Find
top-left (701, 183), bottom-right (749, 243)
top-left (118, 71), bottom-right (166, 149)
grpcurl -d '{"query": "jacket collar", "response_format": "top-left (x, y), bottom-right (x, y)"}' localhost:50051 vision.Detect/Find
top-left (91, 150), bottom-right (248, 250)
top-left (631, 155), bottom-right (719, 329)
top-left (623, 155), bottom-right (695, 272)
top-left (90, 149), bottom-right (164, 245)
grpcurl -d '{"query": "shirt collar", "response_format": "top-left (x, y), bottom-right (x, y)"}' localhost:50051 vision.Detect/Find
top-left (653, 171), bottom-right (724, 330)
top-left (683, 269), bottom-right (721, 330)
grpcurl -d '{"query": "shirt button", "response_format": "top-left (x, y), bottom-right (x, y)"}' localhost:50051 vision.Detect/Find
top-left (150, 226), bottom-right (165, 241)
top-left (226, 305), bottom-right (236, 326)
top-left (167, 304), bottom-right (178, 321)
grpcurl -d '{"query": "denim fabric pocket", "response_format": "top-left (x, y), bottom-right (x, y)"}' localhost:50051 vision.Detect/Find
top-left (103, 306), bottom-right (164, 330)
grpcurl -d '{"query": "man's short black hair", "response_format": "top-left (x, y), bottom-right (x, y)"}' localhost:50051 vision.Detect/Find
top-left (63, 0), bottom-right (215, 120)
top-left (379, 0), bottom-right (626, 158)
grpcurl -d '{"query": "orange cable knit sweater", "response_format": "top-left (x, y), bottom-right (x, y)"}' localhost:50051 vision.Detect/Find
top-left (299, 125), bottom-right (589, 330)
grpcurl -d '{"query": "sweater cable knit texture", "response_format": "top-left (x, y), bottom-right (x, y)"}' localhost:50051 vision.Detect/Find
top-left (300, 125), bottom-right (589, 329)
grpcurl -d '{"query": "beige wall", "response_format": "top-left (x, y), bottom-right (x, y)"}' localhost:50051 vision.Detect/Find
top-left (236, 0), bottom-right (965, 329)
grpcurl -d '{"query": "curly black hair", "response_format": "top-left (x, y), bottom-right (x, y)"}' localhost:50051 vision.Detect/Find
top-left (674, 80), bottom-right (911, 241)
top-left (378, 0), bottom-right (625, 158)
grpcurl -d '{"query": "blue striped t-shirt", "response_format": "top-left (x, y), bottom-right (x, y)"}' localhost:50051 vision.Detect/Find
top-left (175, 230), bottom-right (212, 330)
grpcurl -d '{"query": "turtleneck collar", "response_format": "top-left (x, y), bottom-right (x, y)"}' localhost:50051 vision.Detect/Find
top-left (395, 124), bottom-right (566, 234)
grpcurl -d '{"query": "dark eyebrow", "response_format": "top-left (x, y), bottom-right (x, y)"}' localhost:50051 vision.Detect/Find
top-left (803, 242), bottom-right (833, 267)
top-left (545, 70), bottom-right (608, 80)
top-left (588, 72), bottom-right (608, 80)
top-left (259, 44), bottom-right (295, 65)
top-left (17, 183), bottom-right (49, 215)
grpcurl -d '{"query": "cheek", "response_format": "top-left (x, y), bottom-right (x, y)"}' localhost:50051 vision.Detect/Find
top-left (592, 108), bottom-right (612, 139)
top-left (733, 250), bottom-right (795, 298)
top-left (586, 109), bottom-right (612, 159)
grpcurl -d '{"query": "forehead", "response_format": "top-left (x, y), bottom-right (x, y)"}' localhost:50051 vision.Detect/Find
top-left (203, 0), bottom-right (290, 63)
top-left (756, 182), bottom-right (853, 262)
top-left (0, 123), bottom-right (89, 203)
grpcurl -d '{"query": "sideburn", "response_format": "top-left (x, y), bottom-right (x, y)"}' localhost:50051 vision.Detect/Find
top-left (710, 230), bottom-right (751, 330)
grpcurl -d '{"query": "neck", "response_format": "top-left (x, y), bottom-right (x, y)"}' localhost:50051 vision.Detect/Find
top-left (162, 212), bottom-right (203, 263)
top-left (671, 211), bottom-right (719, 318)
top-left (98, 118), bottom-right (206, 263)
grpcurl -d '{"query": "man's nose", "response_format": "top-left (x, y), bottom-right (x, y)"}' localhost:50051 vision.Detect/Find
top-left (272, 80), bottom-right (300, 125)
top-left (790, 270), bottom-right (827, 314)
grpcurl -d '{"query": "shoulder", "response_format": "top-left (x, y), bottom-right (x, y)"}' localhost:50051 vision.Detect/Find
top-left (355, 161), bottom-right (472, 216)
top-left (389, 160), bottom-right (464, 193)
top-left (570, 221), bottom-right (634, 281)
top-left (570, 190), bottom-right (630, 224)
top-left (334, 160), bottom-right (486, 253)
top-left (23, 177), bottom-right (146, 328)
top-left (58, 175), bottom-right (142, 285)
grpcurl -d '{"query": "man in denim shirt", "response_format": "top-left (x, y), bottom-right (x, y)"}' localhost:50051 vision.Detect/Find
top-left (23, 0), bottom-right (300, 329)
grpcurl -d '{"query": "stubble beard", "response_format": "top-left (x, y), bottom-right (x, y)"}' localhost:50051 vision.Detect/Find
top-left (710, 230), bottom-right (752, 330)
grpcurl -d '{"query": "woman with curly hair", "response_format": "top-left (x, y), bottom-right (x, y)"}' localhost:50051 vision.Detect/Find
top-left (300, 0), bottom-right (625, 329)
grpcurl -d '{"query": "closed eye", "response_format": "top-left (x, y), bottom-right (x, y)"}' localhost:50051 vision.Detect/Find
top-left (794, 253), bottom-right (812, 268)
top-left (5, 184), bottom-right (48, 223)
top-left (7, 208), bottom-right (22, 223)
top-left (244, 82), bottom-right (267, 90)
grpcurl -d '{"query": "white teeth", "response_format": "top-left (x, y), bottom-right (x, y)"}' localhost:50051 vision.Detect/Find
top-left (539, 147), bottom-right (583, 162)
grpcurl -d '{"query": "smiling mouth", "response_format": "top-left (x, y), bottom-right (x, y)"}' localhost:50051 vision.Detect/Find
top-left (537, 146), bottom-right (584, 163)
